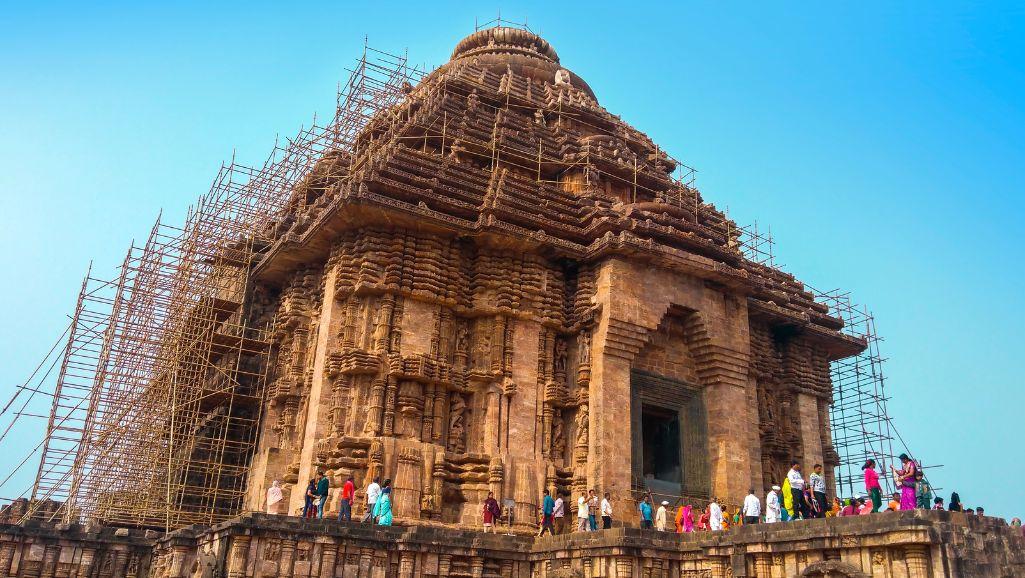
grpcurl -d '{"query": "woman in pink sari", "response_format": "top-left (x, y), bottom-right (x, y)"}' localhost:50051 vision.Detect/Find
top-left (891, 454), bottom-right (918, 511)
top-left (682, 505), bottom-right (694, 532)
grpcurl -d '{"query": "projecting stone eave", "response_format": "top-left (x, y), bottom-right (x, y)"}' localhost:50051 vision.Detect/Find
top-left (748, 299), bottom-right (867, 361)
top-left (252, 187), bottom-right (759, 296)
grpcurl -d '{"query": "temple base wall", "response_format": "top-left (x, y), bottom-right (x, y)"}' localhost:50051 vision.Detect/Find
top-left (3, 511), bottom-right (1022, 578)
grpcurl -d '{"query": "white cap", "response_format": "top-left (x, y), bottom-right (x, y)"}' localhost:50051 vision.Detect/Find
top-left (661, 500), bottom-right (669, 505)
top-left (771, 485), bottom-right (781, 491)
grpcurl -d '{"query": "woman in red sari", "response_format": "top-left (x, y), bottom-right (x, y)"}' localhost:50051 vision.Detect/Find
top-left (891, 454), bottom-right (918, 511)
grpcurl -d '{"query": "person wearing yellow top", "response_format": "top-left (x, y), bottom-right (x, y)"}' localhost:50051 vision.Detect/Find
top-left (782, 477), bottom-right (794, 521)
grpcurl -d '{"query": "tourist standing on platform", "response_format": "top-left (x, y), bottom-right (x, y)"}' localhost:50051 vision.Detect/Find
top-left (537, 489), bottom-right (555, 536)
top-left (829, 497), bottom-right (842, 517)
top-left (338, 475), bottom-right (355, 521)
top-left (858, 497), bottom-right (873, 515)
top-left (886, 492), bottom-right (900, 511)
top-left (765, 486), bottom-right (781, 523)
top-left (266, 480), bottom-right (283, 515)
top-left (781, 477), bottom-right (793, 521)
top-left (483, 491), bottom-right (501, 533)
top-left (915, 471), bottom-right (932, 510)
top-left (587, 489), bottom-right (599, 531)
top-left (810, 464), bottom-right (827, 518)
top-left (891, 453), bottom-right (918, 511)
top-left (933, 497), bottom-right (944, 510)
top-left (674, 504), bottom-right (685, 532)
top-left (709, 498), bottom-right (724, 531)
top-left (553, 492), bottom-right (566, 534)
top-left (600, 492), bottom-right (613, 529)
top-left (839, 499), bottom-right (856, 517)
top-left (787, 462), bottom-right (808, 519)
top-left (743, 489), bottom-right (760, 525)
top-left (655, 501), bottom-right (669, 531)
top-left (373, 482), bottom-right (392, 526)
top-left (948, 491), bottom-right (962, 512)
top-left (576, 493), bottom-right (589, 532)
top-left (803, 488), bottom-right (821, 518)
top-left (977, 507), bottom-right (985, 516)
top-left (639, 497), bottom-right (654, 529)
top-left (863, 459), bottom-right (882, 513)
top-left (697, 505), bottom-right (711, 530)
top-left (302, 478), bottom-right (316, 519)
top-left (682, 504), bottom-right (694, 532)
top-left (362, 477), bottom-right (382, 523)
top-left (315, 471), bottom-right (330, 518)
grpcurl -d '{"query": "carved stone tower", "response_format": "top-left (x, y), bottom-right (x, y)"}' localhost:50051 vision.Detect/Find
top-left (243, 26), bottom-right (862, 526)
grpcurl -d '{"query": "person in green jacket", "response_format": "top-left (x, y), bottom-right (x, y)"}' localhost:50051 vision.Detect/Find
top-left (316, 471), bottom-right (330, 519)
top-left (914, 471), bottom-right (933, 510)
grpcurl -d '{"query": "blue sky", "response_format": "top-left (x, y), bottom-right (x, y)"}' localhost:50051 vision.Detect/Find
top-left (1, 2), bottom-right (1022, 518)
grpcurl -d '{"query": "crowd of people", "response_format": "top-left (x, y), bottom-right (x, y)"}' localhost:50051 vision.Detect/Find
top-left (262, 456), bottom-right (1024, 538)
top-left (265, 471), bottom-right (395, 526)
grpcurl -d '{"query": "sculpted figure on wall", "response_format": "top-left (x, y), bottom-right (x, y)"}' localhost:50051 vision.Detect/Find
top-left (448, 393), bottom-right (467, 453)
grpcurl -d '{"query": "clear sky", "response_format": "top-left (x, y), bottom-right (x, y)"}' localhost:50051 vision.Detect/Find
top-left (1, 2), bottom-right (1022, 519)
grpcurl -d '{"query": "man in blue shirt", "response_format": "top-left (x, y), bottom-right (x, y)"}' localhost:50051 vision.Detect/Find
top-left (537, 489), bottom-right (556, 536)
top-left (639, 496), bottom-right (654, 529)
top-left (316, 471), bottom-right (330, 519)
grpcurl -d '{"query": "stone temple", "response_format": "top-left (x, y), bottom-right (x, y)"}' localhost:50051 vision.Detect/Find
top-left (246, 25), bottom-right (862, 524)
top-left (4, 26), bottom-right (1023, 578)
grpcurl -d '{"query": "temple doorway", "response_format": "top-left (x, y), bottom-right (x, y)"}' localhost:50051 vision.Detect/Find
top-left (641, 404), bottom-right (682, 484)
top-left (631, 369), bottom-right (710, 500)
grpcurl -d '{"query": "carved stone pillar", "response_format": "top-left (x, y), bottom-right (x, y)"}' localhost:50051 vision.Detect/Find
top-left (40, 545), bottom-right (60, 578)
top-left (383, 377), bottom-right (399, 437)
top-left (470, 558), bottom-right (484, 578)
top-left (437, 555), bottom-right (451, 577)
top-left (279, 540), bottom-right (295, 578)
top-left (112, 551), bottom-right (128, 578)
top-left (904, 546), bottom-right (930, 578)
top-left (431, 387), bottom-right (446, 444)
top-left (488, 457), bottom-right (505, 500)
top-left (0, 542), bottom-right (17, 577)
top-left (499, 561), bottom-right (513, 578)
top-left (393, 448), bottom-right (424, 521)
top-left (226, 537), bottom-right (251, 578)
top-left (290, 264), bottom-right (342, 515)
top-left (373, 295), bottom-right (395, 352)
top-left (76, 549), bottom-right (96, 578)
top-left (753, 554), bottom-right (771, 578)
top-left (615, 557), bottom-right (632, 578)
top-left (169, 547), bottom-right (189, 578)
top-left (318, 544), bottom-right (337, 578)
top-left (364, 378), bottom-right (386, 436)
top-left (358, 548), bottom-right (374, 575)
top-left (482, 385), bottom-right (501, 454)
top-left (421, 383), bottom-right (436, 441)
top-left (397, 552), bottom-right (414, 578)
top-left (709, 558), bottom-right (728, 578)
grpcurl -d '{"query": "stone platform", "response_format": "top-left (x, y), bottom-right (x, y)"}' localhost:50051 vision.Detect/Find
top-left (1, 511), bottom-right (1022, 578)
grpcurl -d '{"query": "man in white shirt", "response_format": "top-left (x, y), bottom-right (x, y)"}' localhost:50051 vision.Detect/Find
top-left (809, 464), bottom-right (827, 518)
top-left (787, 462), bottom-right (809, 519)
top-left (709, 497), bottom-right (724, 531)
top-left (600, 492), bottom-right (613, 529)
top-left (655, 501), bottom-right (668, 531)
top-left (553, 493), bottom-right (566, 535)
top-left (765, 485), bottom-right (781, 523)
top-left (576, 493), bottom-right (589, 532)
top-left (742, 489), bottom-right (761, 525)
top-left (362, 477), bottom-right (382, 523)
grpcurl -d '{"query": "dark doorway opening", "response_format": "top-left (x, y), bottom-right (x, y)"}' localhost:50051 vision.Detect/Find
top-left (641, 405), bottom-right (681, 483)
